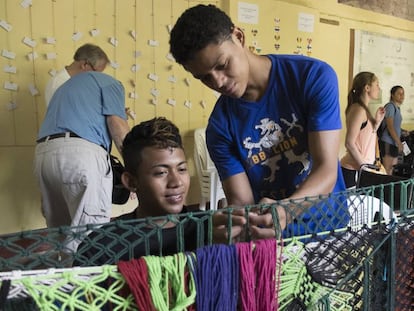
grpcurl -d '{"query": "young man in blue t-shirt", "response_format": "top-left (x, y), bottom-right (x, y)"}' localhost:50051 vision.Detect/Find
top-left (170, 4), bottom-right (349, 240)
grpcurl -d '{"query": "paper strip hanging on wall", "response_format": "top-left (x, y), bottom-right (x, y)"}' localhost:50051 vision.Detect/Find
top-left (166, 53), bottom-right (174, 62)
top-left (46, 52), bottom-right (57, 60)
top-left (184, 100), bottom-right (192, 109)
top-left (166, 25), bottom-right (172, 33)
top-left (200, 100), bottom-right (206, 109)
top-left (23, 37), bottom-right (36, 48)
top-left (3, 65), bottom-right (17, 74)
top-left (131, 64), bottom-right (140, 72)
top-left (28, 83), bottom-right (39, 96)
top-left (110, 61), bottom-right (119, 69)
top-left (0, 20), bottom-right (12, 32)
top-left (48, 69), bottom-right (57, 77)
top-left (6, 101), bottom-right (17, 111)
top-left (134, 51), bottom-right (141, 58)
top-left (168, 75), bottom-right (177, 83)
top-left (4, 81), bottom-right (18, 91)
top-left (148, 73), bottom-right (158, 82)
top-left (2, 49), bottom-right (16, 59)
top-left (130, 30), bottom-right (136, 40)
top-left (45, 37), bottom-right (56, 44)
top-left (148, 40), bottom-right (159, 47)
top-left (72, 32), bottom-right (82, 41)
top-left (184, 78), bottom-right (190, 86)
top-left (125, 108), bottom-right (136, 120)
top-left (27, 52), bottom-right (38, 61)
top-left (109, 37), bottom-right (118, 47)
top-left (129, 92), bottom-right (137, 99)
top-left (150, 88), bottom-right (160, 97)
top-left (90, 29), bottom-right (100, 37)
top-left (151, 98), bottom-right (157, 105)
top-left (167, 98), bottom-right (176, 106)
top-left (20, 0), bottom-right (32, 9)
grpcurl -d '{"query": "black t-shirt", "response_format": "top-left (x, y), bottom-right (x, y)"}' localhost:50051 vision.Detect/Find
top-left (73, 208), bottom-right (209, 266)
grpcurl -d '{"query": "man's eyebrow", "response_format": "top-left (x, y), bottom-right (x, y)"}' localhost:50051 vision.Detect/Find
top-left (189, 52), bottom-right (226, 80)
top-left (192, 73), bottom-right (205, 80)
top-left (150, 160), bottom-right (187, 169)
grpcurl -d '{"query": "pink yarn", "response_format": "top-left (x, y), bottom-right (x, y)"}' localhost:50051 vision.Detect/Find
top-left (237, 242), bottom-right (256, 311)
top-left (253, 239), bottom-right (277, 311)
top-left (274, 240), bottom-right (283, 310)
top-left (237, 239), bottom-right (279, 311)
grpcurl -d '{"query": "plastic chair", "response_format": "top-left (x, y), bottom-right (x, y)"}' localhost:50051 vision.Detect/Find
top-left (194, 128), bottom-right (227, 210)
top-left (347, 194), bottom-right (397, 228)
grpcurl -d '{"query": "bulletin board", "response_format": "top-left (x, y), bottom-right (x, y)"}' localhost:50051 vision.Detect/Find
top-left (351, 29), bottom-right (414, 122)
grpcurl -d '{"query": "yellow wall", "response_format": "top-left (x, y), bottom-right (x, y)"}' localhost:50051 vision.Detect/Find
top-left (1, 0), bottom-right (414, 234)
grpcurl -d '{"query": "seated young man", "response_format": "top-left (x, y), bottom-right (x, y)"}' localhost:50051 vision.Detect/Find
top-left (74, 117), bottom-right (209, 266)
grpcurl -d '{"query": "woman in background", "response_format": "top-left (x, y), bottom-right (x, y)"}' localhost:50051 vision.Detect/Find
top-left (341, 72), bottom-right (385, 188)
top-left (379, 85), bottom-right (405, 175)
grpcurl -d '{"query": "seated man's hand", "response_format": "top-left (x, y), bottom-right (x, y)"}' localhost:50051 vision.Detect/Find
top-left (212, 208), bottom-right (247, 244)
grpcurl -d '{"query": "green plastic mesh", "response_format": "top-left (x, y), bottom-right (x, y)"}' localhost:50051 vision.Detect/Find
top-left (0, 179), bottom-right (412, 310)
top-left (2, 266), bottom-right (136, 310)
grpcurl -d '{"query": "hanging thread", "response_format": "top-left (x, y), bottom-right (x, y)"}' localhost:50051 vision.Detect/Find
top-left (117, 258), bottom-right (156, 311)
top-left (144, 253), bottom-right (196, 311)
top-left (194, 244), bottom-right (239, 311)
top-left (237, 242), bottom-right (256, 311)
top-left (253, 239), bottom-right (277, 311)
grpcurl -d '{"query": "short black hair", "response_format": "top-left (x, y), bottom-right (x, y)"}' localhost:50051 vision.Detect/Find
top-left (169, 4), bottom-right (234, 65)
top-left (390, 85), bottom-right (404, 101)
top-left (122, 117), bottom-right (183, 174)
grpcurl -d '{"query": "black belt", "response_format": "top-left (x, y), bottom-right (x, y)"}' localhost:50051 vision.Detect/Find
top-left (37, 132), bottom-right (80, 143)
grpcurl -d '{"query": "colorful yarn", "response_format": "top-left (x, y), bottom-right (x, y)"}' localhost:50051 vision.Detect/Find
top-left (144, 253), bottom-right (195, 311)
top-left (237, 242), bottom-right (256, 310)
top-left (194, 244), bottom-right (239, 311)
top-left (117, 258), bottom-right (156, 311)
top-left (274, 239), bottom-right (284, 310)
top-left (237, 239), bottom-right (282, 311)
top-left (253, 239), bottom-right (277, 311)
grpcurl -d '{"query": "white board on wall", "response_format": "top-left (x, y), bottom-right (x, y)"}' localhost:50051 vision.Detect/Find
top-left (352, 29), bottom-right (414, 122)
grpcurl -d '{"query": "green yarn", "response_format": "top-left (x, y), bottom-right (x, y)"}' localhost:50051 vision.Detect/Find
top-left (278, 239), bottom-right (354, 311)
top-left (144, 253), bottom-right (196, 310)
top-left (18, 265), bottom-right (136, 310)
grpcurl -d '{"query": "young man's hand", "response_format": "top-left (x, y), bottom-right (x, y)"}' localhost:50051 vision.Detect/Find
top-left (248, 197), bottom-right (287, 239)
top-left (212, 199), bottom-right (288, 243)
top-left (212, 208), bottom-right (247, 244)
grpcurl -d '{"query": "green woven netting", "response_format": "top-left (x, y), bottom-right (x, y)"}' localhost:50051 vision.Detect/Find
top-left (0, 180), bottom-right (413, 310)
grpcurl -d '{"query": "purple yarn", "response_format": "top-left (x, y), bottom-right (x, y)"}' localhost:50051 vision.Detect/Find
top-left (194, 244), bottom-right (239, 311)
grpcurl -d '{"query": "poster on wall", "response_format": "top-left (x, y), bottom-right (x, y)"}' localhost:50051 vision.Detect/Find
top-left (353, 29), bottom-right (414, 122)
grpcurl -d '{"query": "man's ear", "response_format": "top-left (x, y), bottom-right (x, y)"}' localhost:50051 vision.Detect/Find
top-left (233, 27), bottom-right (245, 47)
top-left (121, 171), bottom-right (137, 192)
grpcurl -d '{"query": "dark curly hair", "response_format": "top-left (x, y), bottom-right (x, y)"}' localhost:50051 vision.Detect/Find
top-left (169, 4), bottom-right (234, 65)
top-left (122, 117), bottom-right (183, 174)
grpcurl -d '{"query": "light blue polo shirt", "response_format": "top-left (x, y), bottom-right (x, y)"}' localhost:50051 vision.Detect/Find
top-left (38, 71), bottom-right (126, 151)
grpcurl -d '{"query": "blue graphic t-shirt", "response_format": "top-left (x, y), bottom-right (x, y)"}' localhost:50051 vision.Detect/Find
top-left (206, 54), bottom-right (348, 236)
